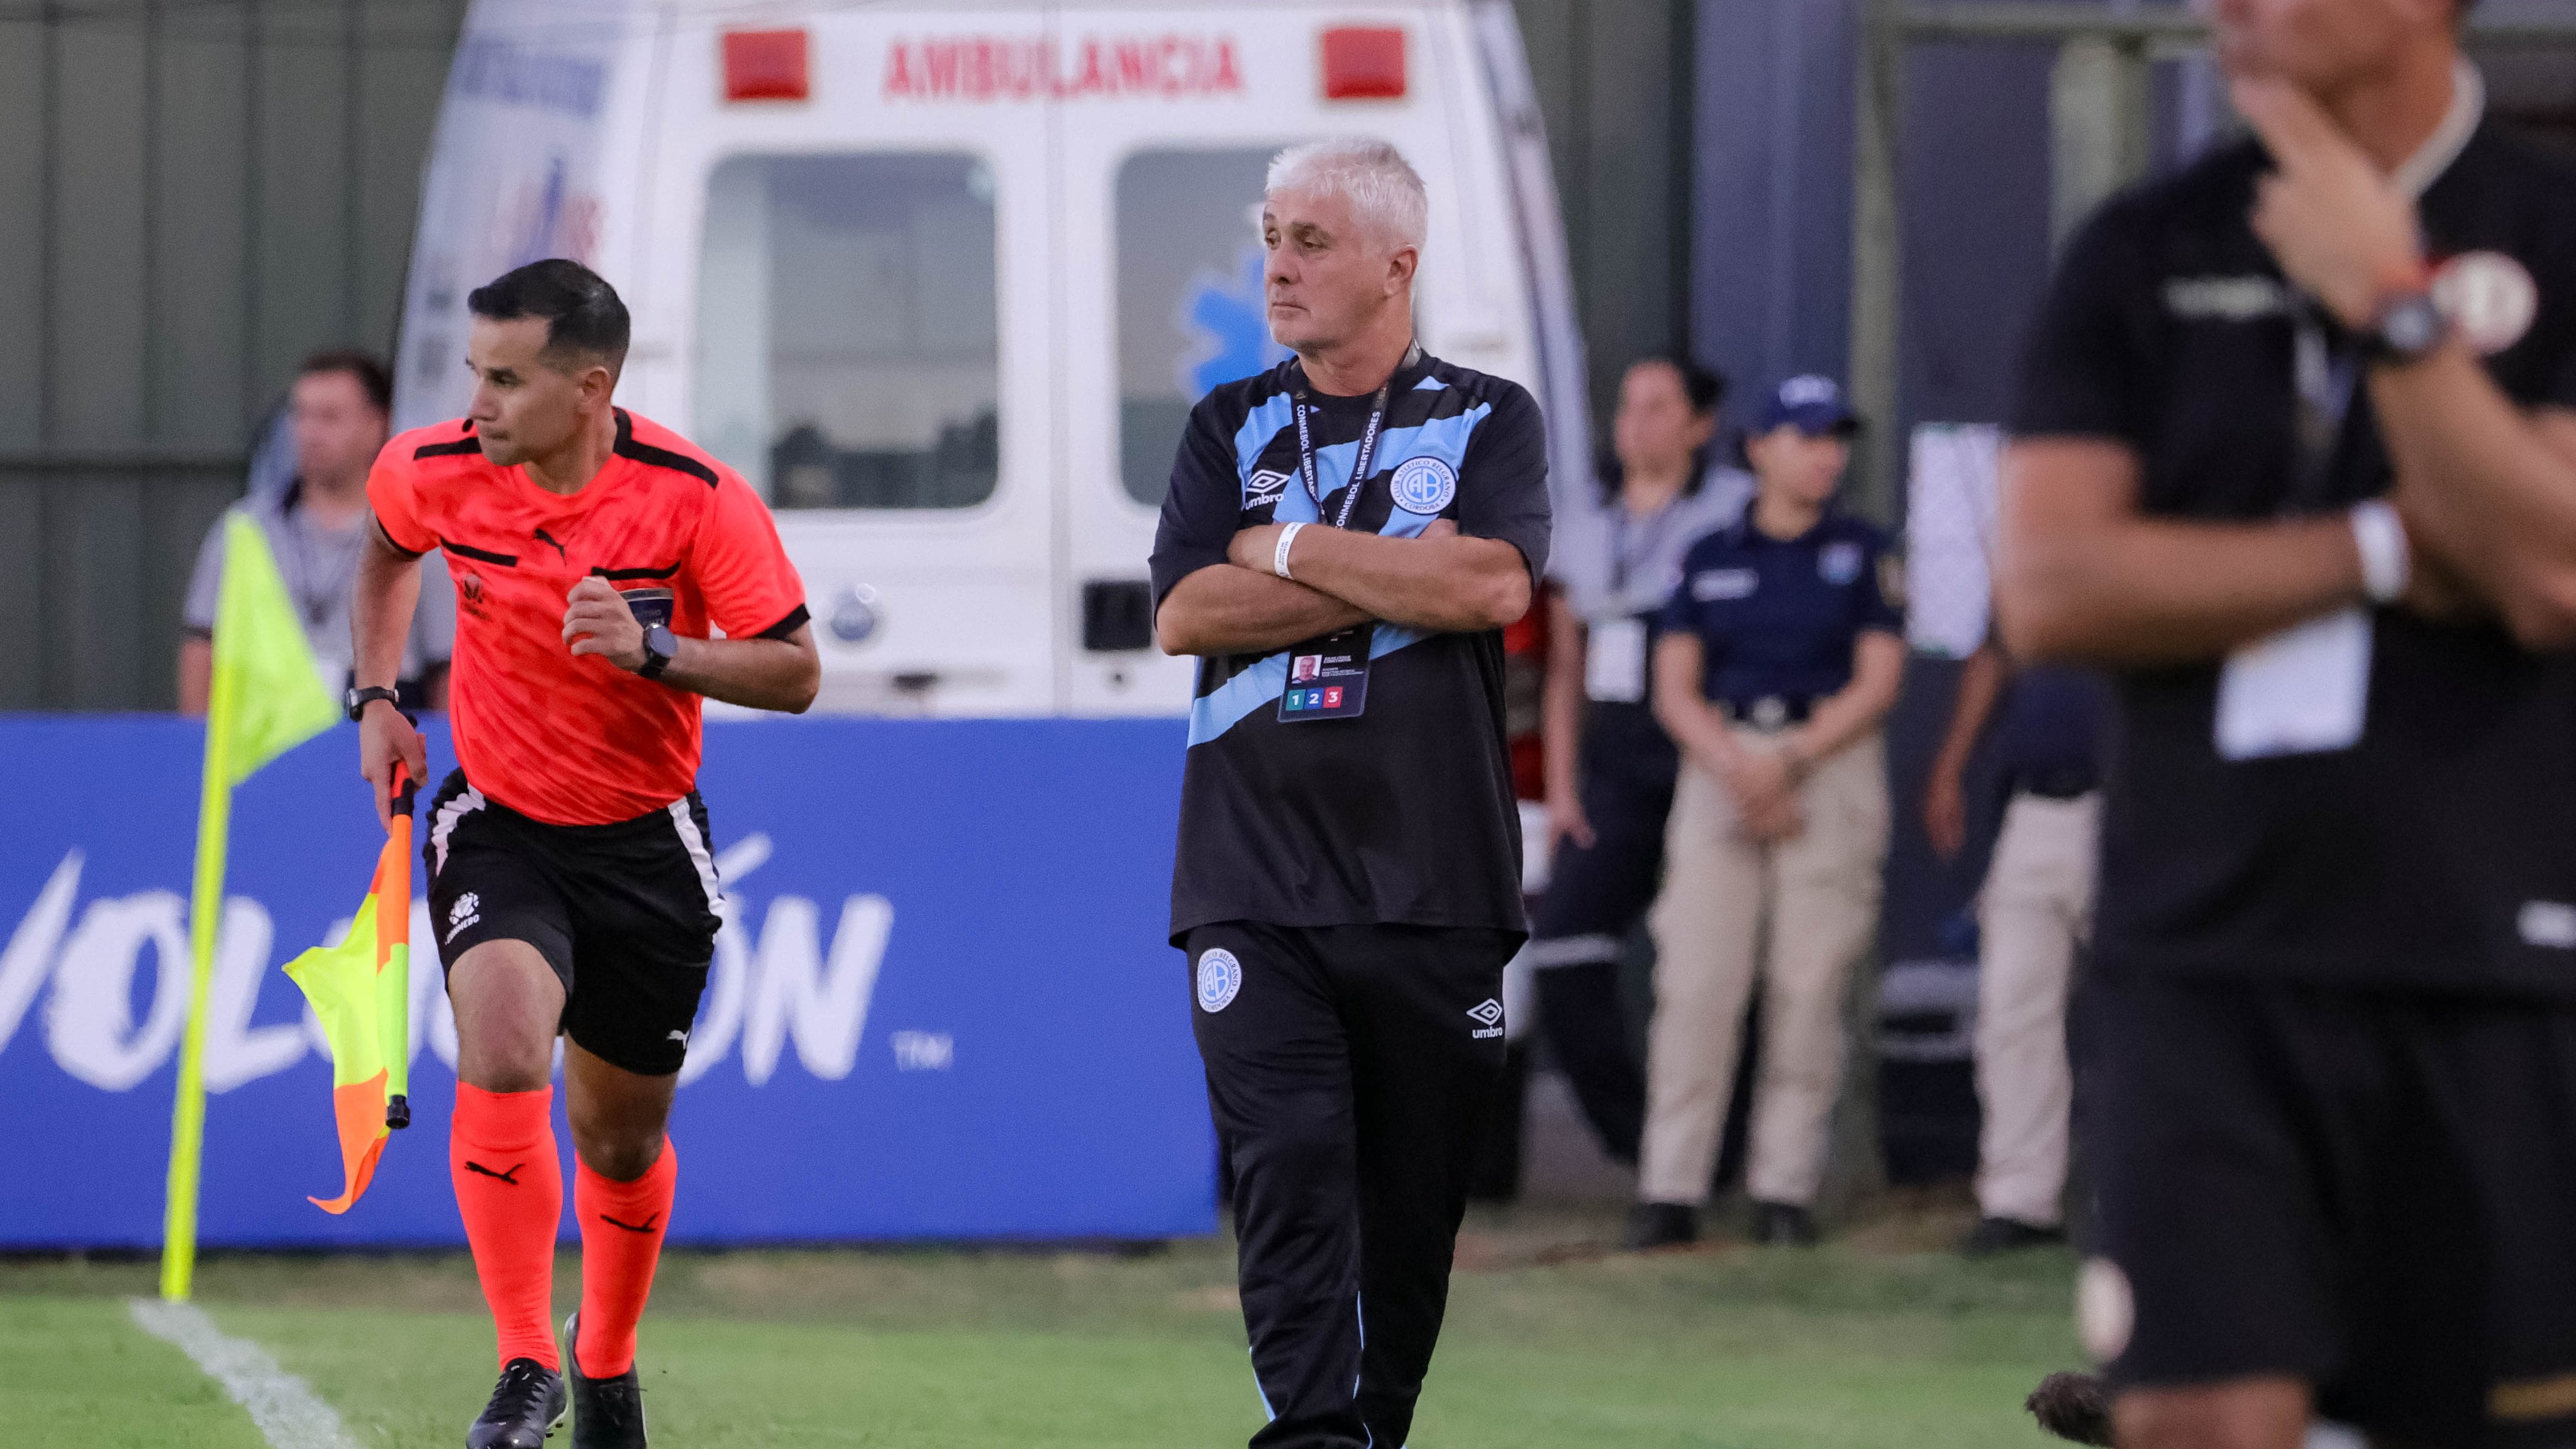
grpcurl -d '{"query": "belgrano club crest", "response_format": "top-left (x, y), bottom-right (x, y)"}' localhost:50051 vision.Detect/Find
top-left (882, 32), bottom-right (1246, 103)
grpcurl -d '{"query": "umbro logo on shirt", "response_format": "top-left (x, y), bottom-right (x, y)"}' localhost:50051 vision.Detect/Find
top-left (1467, 999), bottom-right (1504, 1039)
top-left (1246, 469), bottom-right (1292, 507)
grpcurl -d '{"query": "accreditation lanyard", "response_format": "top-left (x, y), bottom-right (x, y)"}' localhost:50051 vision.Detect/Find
top-left (1607, 497), bottom-right (1683, 601)
top-left (1292, 373), bottom-right (1394, 530)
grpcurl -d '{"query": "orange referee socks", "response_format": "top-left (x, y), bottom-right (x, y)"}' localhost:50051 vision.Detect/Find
top-left (574, 1140), bottom-right (677, 1377)
top-left (451, 1084), bottom-right (563, 1371)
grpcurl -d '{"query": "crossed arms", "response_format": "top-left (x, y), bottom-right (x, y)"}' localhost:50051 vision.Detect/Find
top-left (1155, 518), bottom-right (1533, 657)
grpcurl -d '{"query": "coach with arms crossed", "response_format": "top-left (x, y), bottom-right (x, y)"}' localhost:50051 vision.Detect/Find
top-left (2001, 1), bottom-right (2576, 1446)
top-left (1151, 138), bottom-right (1549, 1449)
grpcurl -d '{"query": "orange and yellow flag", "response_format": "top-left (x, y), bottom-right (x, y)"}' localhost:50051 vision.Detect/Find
top-left (283, 791), bottom-right (415, 1213)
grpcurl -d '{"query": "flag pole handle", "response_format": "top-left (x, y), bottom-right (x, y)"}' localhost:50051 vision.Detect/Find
top-left (390, 759), bottom-right (418, 822)
top-left (387, 753), bottom-right (416, 1130)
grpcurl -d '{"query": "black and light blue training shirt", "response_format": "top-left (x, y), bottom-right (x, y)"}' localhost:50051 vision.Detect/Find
top-left (1149, 350), bottom-right (1552, 944)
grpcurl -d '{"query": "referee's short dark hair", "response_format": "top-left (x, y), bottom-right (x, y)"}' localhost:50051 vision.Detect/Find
top-left (298, 349), bottom-right (391, 415)
top-left (468, 258), bottom-right (631, 373)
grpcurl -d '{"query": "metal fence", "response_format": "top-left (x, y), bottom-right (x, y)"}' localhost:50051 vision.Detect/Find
top-left (0, 0), bottom-right (464, 709)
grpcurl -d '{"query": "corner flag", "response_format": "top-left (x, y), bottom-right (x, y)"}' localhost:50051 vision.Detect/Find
top-left (284, 775), bottom-right (416, 1213)
top-left (160, 512), bottom-right (339, 1301)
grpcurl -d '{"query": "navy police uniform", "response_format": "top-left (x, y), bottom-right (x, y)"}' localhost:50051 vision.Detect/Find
top-left (1636, 383), bottom-right (1903, 1215)
top-left (1150, 348), bottom-right (1550, 1449)
top-left (1526, 469), bottom-right (1747, 1163)
top-left (2019, 64), bottom-right (2576, 1444)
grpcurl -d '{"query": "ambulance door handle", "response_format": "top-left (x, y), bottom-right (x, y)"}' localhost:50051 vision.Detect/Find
top-left (1082, 580), bottom-right (1155, 653)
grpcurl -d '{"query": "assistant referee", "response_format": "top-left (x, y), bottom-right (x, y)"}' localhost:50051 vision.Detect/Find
top-left (1150, 138), bottom-right (1549, 1449)
top-left (353, 260), bottom-right (817, 1449)
top-left (2001, 3), bottom-right (2576, 1446)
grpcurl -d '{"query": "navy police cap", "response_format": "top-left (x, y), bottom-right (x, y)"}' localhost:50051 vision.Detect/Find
top-left (1753, 375), bottom-right (1862, 438)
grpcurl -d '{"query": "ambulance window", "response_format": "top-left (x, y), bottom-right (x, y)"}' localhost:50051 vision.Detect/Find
top-left (1116, 148), bottom-right (1294, 507)
top-left (696, 153), bottom-right (999, 509)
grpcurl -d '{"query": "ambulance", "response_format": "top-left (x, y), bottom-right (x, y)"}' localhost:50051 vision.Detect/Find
top-left (392, 0), bottom-right (1588, 719)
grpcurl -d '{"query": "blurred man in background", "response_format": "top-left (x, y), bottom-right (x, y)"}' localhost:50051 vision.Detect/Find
top-left (1921, 635), bottom-right (2106, 1256)
top-left (1528, 354), bottom-right (1745, 1167)
top-left (1628, 376), bottom-right (1904, 1250)
top-left (181, 351), bottom-right (453, 713)
top-left (2002, 0), bottom-right (2576, 1444)
top-left (1152, 138), bottom-right (1550, 1449)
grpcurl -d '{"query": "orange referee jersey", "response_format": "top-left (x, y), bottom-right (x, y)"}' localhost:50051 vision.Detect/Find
top-left (369, 409), bottom-right (808, 826)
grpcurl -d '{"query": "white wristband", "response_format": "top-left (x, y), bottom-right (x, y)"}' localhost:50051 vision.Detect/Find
top-left (1274, 521), bottom-right (1306, 580)
top-left (2350, 499), bottom-right (2410, 605)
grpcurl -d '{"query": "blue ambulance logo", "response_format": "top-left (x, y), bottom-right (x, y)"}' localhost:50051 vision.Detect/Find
top-left (1391, 457), bottom-right (1458, 516)
top-left (1819, 541), bottom-right (1864, 586)
top-left (1178, 243), bottom-right (1292, 399)
top-left (1196, 948), bottom-right (1243, 1013)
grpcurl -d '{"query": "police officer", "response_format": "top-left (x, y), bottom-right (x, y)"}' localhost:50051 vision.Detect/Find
top-left (1921, 635), bottom-right (2107, 1255)
top-left (1530, 354), bottom-right (1749, 1164)
top-left (1150, 138), bottom-right (1549, 1449)
top-left (2001, 1), bottom-right (2576, 1443)
top-left (1628, 375), bottom-right (1904, 1250)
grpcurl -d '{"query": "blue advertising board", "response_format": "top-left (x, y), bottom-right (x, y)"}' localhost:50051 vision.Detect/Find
top-left (0, 716), bottom-right (1214, 1248)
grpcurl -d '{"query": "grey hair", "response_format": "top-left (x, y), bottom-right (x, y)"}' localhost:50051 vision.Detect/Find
top-left (1265, 137), bottom-right (1428, 254)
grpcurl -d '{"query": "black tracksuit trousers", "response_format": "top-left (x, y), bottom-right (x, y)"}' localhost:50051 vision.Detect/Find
top-left (1185, 920), bottom-right (1519, 1449)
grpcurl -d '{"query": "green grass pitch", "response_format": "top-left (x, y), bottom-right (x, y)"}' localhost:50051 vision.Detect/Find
top-left (0, 1207), bottom-right (2082, 1448)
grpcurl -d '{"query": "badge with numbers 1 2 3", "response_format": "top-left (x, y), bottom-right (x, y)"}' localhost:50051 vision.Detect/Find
top-left (1279, 624), bottom-right (1373, 722)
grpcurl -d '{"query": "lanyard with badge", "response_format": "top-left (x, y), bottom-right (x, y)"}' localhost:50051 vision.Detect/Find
top-left (2213, 303), bottom-right (2374, 760)
top-left (1584, 500), bottom-right (1680, 705)
top-left (1277, 364), bottom-right (1394, 723)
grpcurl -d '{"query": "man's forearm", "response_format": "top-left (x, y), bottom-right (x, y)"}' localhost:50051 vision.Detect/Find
top-left (658, 629), bottom-right (819, 713)
top-left (1540, 594), bottom-right (1585, 803)
top-left (352, 520), bottom-right (421, 691)
top-left (1283, 528), bottom-right (1530, 633)
top-left (1157, 565), bottom-right (1370, 657)
top-left (2375, 348), bottom-right (2576, 648)
top-left (1928, 642), bottom-right (2007, 781)
top-left (1997, 440), bottom-right (2366, 667)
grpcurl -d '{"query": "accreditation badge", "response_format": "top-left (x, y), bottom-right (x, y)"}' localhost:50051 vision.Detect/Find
top-left (1584, 618), bottom-right (1648, 704)
top-left (1279, 623), bottom-right (1374, 721)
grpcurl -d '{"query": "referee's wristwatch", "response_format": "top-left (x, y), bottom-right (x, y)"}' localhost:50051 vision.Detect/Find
top-left (345, 685), bottom-right (401, 723)
top-left (638, 624), bottom-right (679, 680)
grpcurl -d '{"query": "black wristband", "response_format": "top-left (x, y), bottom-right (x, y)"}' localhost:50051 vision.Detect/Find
top-left (344, 685), bottom-right (401, 723)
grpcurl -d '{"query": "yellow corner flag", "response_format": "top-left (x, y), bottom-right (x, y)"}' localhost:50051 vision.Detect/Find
top-left (283, 803), bottom-right (414, 1214)
top-left (161, 512), bottom-right (339, 1301)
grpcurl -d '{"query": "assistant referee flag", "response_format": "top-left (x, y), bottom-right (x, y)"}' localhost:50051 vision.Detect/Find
top-left (160, 511), bottom-right (340, 1301)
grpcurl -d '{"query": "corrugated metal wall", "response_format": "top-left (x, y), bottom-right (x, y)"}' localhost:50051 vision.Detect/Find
top-left (1512, 0), bottom-right (1697, 438)
top-left (0, 0), bottom-right (464, 710)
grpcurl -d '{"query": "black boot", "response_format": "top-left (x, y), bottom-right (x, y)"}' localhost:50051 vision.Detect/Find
top-left (1962, 1216), bottom-right (2067, 1258)
top-left (1623, 1201), bottom-right (1699, 1250)
top-left (465, 1357), bottom-right (566, 1449)
top-left (1748, 1200), bottom-right (1818, 1246)
top-left (562, 1313), bottom-right (648, 1449)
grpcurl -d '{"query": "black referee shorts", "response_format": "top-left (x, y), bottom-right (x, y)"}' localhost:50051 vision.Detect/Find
top-left (2088, 971), bottom-right (2576, 1446)
top-left (423, 769), bottom-right (723, 1077)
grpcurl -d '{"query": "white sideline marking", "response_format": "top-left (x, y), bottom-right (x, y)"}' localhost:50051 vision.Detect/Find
top-left (128, 1298), bottom-right (362, 1449)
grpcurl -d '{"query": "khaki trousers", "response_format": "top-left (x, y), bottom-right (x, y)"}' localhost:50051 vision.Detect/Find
top-left (1638, 731), bottom-right (1889, 1207)
top-left (1972, 790), bottom-right (2098, 1228)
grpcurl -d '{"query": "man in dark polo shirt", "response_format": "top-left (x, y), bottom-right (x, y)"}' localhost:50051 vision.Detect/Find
top-left (1150, 138), bottom-right (1548, 1449)
top-left (1999, 0), bottom-right (2576, 1445)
